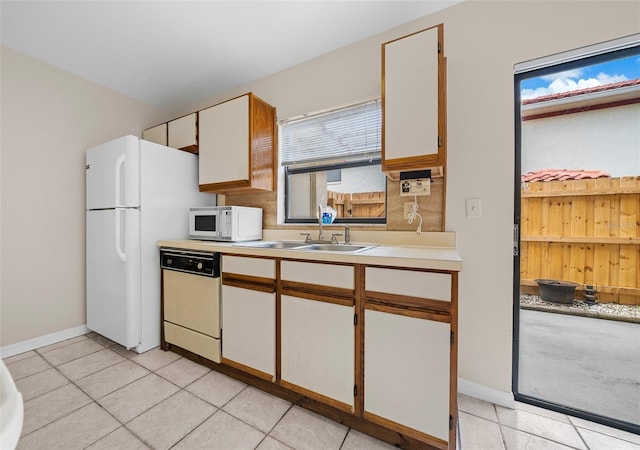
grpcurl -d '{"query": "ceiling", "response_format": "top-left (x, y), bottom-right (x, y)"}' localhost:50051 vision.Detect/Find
top-left (0, 1), bottom-right (462, 112)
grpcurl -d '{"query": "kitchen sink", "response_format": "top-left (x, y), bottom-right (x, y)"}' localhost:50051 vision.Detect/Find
top-left (233, 241), bottom-right (378, 253)
top-left (233, 241), bottom-right (306, 249)
top-left (298, 243), bottom-right (377, 252)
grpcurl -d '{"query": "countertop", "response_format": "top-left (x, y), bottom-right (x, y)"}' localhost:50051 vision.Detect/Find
top-left (157, 239), bottom-right (462, 272)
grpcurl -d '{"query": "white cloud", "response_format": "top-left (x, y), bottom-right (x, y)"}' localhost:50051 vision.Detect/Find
top-left (521, 72), bottom-right (628, 100)
top-left (540, 69), bottom-right (584, 81)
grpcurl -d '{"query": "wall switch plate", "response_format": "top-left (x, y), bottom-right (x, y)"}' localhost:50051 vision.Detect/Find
top-left (466, 198), bottom-right (482, 218)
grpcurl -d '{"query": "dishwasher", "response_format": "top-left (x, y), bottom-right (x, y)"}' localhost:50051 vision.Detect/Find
top-left (160, 248), bottom-right (221, 363)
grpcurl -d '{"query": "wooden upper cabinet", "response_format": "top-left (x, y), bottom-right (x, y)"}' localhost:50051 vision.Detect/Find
top-left (382, 24), bottom-right (445, 177)
top-left (199, 93), bottom-right (276, 193)
top-left (168, 113), bottom-right (198, 153)
top-left (142, 123), bottom-right (167, 146)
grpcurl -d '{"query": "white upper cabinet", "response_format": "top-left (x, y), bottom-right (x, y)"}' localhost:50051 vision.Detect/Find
top-left (198, 93), bottom-right (276, 193)
top-left (168, 113), bottom-right (198, 153)
top-left (382, 24), bottom-right (445, 176)
top-left (142, 123), bottom-right (167, 146)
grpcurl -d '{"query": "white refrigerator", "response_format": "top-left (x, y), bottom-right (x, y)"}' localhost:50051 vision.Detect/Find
top-left (86, 135), bottom-right (215, 353)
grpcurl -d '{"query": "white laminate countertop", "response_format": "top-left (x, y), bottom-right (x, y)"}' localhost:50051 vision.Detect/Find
top-left (157, 239), bottom-right (462, 272)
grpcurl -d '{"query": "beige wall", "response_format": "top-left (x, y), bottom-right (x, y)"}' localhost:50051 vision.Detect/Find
top-left (178, 1), bottom-right (640, 395)
top-left (0, 46), bottom-right (167, 346)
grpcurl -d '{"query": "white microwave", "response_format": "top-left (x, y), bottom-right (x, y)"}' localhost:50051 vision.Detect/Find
top-left (189, 206), bottom-right (262, 242)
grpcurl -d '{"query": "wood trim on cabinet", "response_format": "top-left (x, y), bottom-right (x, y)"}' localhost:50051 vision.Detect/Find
top-left (222, 273), bottom-right (276, 293)
top-left (248, 93), bottom-right (276, 192)
top-left (160, 269), bottom-right (168, 351)
top-left (199, 179), bottom-right (251, 193)
top-left (365, 290), bottom-right (451, 315)
top-left (279, 380), bottom-right (353, 414)
top-left (178, 144), bottom-right (198, 154)
top-left (275, 259), bottom-right (282, 382)
top-left (222, 357), bottom-right (274, 382)
top-left (354, 264), bottom-right (365, 417)
top-left (280, 281), bottom-right (354, 306)
top-left (363, 411), bottom-right (448, 450)
top-left (280, 283), bottom-right (354, 307)
top-left (364, 302), bottom-right (450, 324)
top-left (449, 271), bottom-right (459, 450)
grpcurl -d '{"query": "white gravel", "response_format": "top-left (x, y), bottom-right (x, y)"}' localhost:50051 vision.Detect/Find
top-left (520, 294), bottom-right (640, 322)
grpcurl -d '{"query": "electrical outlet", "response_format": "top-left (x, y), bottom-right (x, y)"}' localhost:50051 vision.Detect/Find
top-left (403, 202), bottom-right (414, 219)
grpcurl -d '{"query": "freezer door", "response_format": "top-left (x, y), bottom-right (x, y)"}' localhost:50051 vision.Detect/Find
top-left (86, 136), bottom-right (140, 209)
top-left (86, 208), bottom-right (141, 349)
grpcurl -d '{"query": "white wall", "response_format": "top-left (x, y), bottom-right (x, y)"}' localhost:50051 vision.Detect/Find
top-left (0, 46), bottom-right (167, 346)
top-left (523, 104), bottom-right (640, 177)
top-left (178, 1), bottom-right (640, 396)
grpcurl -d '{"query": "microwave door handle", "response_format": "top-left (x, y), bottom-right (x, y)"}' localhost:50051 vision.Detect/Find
top-left (114, 153), bottom-right (125, 207)
top-left (115, 209), bottom-right (126, 262)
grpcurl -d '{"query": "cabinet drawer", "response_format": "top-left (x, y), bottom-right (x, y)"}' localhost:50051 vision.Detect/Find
top-left (365, 267), bottom-right (450, 301)
top-left (164, 321), bottom-right (220, 363)
top-left (222, 255), bottom-right (275, 279)
top-left (281, 261), bottom-right (353, 289)
top-left (163, 270), bottom-right (220, 335)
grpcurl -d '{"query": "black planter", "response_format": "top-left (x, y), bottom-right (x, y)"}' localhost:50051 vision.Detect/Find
top-left (535, 279), bottom-right (580, 304)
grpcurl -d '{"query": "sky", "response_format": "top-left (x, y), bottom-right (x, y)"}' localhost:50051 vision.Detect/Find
top-left (520, 53), bottom-right (640, 100)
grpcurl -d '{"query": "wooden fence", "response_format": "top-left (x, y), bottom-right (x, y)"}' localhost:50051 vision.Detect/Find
top-left (327, 191), bottom-right (385, 219)
top-left (520, 176), bottom-right (640, 305)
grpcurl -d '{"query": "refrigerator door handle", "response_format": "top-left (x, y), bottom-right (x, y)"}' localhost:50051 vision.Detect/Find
top-left (115, 209), bottom-right (126, 262)
top-left (115, 153), bottom-right (125, 207)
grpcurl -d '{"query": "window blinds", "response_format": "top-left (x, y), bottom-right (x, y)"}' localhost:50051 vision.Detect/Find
top-left (281, 99), bottom-right (381, 166)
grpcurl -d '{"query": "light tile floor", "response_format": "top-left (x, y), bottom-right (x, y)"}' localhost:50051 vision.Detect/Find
top-left (4, 333), bottom-right (639, 450)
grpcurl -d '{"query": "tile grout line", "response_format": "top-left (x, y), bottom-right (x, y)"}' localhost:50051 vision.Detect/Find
top-left (493, 404), bottom-right (508, 450)
top-left (568, 416), bottom-right (592, 450)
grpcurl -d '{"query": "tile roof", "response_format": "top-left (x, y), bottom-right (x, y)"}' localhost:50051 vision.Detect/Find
top-left (522, 78), bottom-right (640, 105)
top-left (522, 169), bottom-right (611, 182)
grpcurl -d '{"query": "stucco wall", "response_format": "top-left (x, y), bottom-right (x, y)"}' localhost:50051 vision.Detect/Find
top-left (523, 103), bottom-right (640, 177)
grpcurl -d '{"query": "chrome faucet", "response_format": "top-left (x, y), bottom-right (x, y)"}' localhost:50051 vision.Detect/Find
top-left (344, 225), bottom-right (350, 244)
top-left (317, 204), bottom-right (324, 241)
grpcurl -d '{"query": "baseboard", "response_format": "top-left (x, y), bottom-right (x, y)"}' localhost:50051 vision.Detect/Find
top-left (0, 325), bottom-right (90, 359)
top-left (458, 378), bottom-right (515, 409)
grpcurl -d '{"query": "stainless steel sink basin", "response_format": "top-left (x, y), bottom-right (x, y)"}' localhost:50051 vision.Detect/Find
top-left (297, 243), bottom-right (377, 253)
top-left (233, 241), bottom-right (306, 249)
top-left (233, 241), bottom-right (378, 253)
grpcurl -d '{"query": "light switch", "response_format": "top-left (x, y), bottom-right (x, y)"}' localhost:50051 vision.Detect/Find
top-left (465, 198), bottom-right (482, 218)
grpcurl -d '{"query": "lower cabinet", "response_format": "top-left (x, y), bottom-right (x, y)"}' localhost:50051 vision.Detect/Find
top-left (222, 285), bottom-right (276, 379)
top-left (164, 252), bottom-right (459, 449)
top-left (281, 294), bottom-right (354, 409)
top-left (364, 309), bottom-right (451, 441)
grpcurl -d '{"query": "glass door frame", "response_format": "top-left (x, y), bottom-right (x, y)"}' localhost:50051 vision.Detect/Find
top-left (512, 43), bottom-right (640, 435)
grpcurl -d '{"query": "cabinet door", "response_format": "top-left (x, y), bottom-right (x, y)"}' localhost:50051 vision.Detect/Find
top-left (383, 25), bottom-right (442, 170)
top-left (365, 310), bottom-right (450, 441)
top-left (168, 113), bottom-right (198, 152)
top-left (199, 95), bottom-right (249, 186)
top-left (281, 295), bottom-right (354, 408)
top-left (222, 285), bottom-right (276, 379)
top-left (142, 123), bottom-right (167, 145)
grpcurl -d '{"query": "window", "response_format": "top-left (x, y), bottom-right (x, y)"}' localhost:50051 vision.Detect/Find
top-left (281, 99), bottom-right (386, 224)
